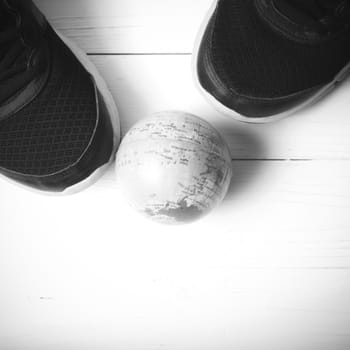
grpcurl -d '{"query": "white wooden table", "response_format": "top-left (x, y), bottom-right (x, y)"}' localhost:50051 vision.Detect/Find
top-left (1, 1), bottom-right (350, 349)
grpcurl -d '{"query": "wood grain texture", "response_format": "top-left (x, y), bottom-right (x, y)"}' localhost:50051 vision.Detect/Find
top-left (1, 161), bottom-right (350, 350)
top-left (1, 1), bottom-right (350, 349)
top-left (34, 0), bottom-right (209, 54)
top-left (32, 0), bottom-right (350, 160)
top-left (90, 55), bottom-right (350, 160)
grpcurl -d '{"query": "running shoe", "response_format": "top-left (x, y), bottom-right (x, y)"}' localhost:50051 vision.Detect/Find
top-left (194, 0), bottom-right (350, 123)
top-left (0, 0), bottom-right (120, 193)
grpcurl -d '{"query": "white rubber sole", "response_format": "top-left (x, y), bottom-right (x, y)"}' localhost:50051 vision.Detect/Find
top-left (192, 0), bottom-right (350, 124)
top-left (57, 32), bottom-right (121, 195)
top-left (0, 30), bottom-right (121, 196)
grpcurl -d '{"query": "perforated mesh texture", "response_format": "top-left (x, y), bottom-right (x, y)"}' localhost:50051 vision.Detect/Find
top-left (0, 28), bottom-right (97, 176)
top-left (209, 0), bottom-right (350, 98)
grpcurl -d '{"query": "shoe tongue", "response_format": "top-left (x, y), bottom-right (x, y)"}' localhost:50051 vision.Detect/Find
top-left (0, 1), bottom-right (43, 106)
top-left (0, 5), bottom-right (16, 61)
top-left (275, 0), bottom-right (343, 25)
top-left (0, 3), bottom-right (15, 31)
top-left (1, 0), bottom-right (45, 46)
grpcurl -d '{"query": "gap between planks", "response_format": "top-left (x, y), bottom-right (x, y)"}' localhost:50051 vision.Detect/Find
top-left (88, 53), bottom-right (192, 56)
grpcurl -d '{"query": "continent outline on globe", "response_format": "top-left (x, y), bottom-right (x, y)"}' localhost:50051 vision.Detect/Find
top-left (115, 111), bottom-right (233, 225)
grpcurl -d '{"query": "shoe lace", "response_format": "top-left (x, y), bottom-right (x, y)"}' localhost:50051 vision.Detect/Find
top-left (0, 1), bottom-right (38, 104)
top-left (287, 0), bottom-right (350, 31)
top-left (0, 27), bottom-right (29, 84)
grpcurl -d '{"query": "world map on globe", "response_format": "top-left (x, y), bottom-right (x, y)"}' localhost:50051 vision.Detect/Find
top-left (116, 112), bottom-right (232, 224)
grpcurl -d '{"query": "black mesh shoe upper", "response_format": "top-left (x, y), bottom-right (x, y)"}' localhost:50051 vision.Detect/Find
top-left (0, 0), bottom-right (115, 192)
top-left (197, 0), bottom-right (350, 117)
top-left (0, 28), bottom-right (97, 176)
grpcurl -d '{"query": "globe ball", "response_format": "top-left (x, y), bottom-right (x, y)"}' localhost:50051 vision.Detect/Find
top-left (115, 111), bottom-right (232, 224)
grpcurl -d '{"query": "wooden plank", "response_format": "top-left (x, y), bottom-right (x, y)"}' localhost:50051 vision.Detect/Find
top-left (34, 0), bottom-right (210, 54)
top-left (31, 1), bottom-right (350, 160)
top-left (90, 55), bottom-right (350, 160)
top-left (1, 160), bottom-right (350, 250)
top-left (4, 2), bottom-right (350, 348)
top-left (1, 160), bottom-right (350, 349)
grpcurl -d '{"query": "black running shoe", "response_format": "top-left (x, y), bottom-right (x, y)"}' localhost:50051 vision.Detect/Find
top-left (0, 0), bottom-right (120, 193)
top-left (194, 0), bottom-right (350, 123)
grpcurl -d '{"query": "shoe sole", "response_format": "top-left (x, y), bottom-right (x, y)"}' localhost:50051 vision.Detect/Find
top-left (0, 30), bottom-right (121, 196)
top-left (57, 32), bottom-right (121, 195)
top-left (192, 0), bottom-right (350, 124)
